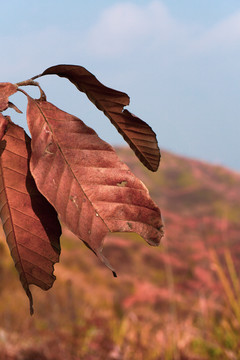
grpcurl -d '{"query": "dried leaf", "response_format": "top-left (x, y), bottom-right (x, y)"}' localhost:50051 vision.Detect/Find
top-left (0, 83), bottom-right (17, 112)
top-left (27, 98), bottom-right (163, 274)
top-left (40, 65), bottom-right (160, 171)
top-left (0, 114), bottom-right (8, 140)
top-left (0, 117), bottom-right (61, 314)
top-left (8, 101), bottom-right (23, 114)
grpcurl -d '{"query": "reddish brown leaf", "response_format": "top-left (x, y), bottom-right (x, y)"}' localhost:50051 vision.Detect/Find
top-left (8, 101), bottom-right (23, 114)
top-left (40, 65), bottom-right (160, 171)
top-left (0, 114), bottom-right (8, 140)
top-left (0, 117), bottom-right (61, 314)
top-left (27, 98), bottom-right (163, 274)
top-left (0, 83), bottom-right (17, 112)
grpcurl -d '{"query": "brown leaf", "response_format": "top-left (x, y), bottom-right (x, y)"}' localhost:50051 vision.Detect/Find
top-left (0, 116), bottom-right (61, 314)
top-left (8, 101), bottom-right (23, 114)
top-left (40, 65), bottom-right (160, 171)
top-left (27, 98), bottom-right (163, 274)
top-left (0, 114), bottom-right (8, 140)
top-left (0, 83), bottom-right (17, 112)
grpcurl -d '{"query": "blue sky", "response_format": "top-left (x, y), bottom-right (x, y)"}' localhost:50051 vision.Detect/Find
top-left (1, 0), bottom-right (240, 171)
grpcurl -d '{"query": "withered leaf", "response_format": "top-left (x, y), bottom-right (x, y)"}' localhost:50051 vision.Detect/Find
top-left (0, 83), bottom-right (17, 112)
top-left (27, 98), bottom-right (163, 274)
top-left (0, 116), bottom-right (61, 314)
top-left (40, 65), bottom-right (160, 172)
top-left (0, 114), bottom-right (8, 140)
top-left (8, 101), bottom-right (23, 114)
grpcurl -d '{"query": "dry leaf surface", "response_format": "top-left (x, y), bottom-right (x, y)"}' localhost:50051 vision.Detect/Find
top-left (0, 83), bottom-right (17, 112)
top-left (0, 116), bottom-right (61, 313)
top-left (40, 65), bottom-right (160, 171)
top-left (27, 98), bottom-right (163, 272)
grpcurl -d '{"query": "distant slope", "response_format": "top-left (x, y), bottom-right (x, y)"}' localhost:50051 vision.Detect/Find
top-left (117, 147), bottom-right (240, 222)
top-left (115, 147), bottom-right (240, 295)
top-left (1, 147), bottom-right (240, 359)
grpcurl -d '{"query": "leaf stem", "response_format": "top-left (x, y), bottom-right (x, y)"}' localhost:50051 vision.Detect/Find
top-left (16, 79), bottom-right (46, 101)
top-left (17, 88), bottom-right (30, 97)
top-left (31, 74), bottom-right (42, 81)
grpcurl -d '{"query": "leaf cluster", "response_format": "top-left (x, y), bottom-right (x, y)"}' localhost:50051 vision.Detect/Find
top-left (0, 65), bottom-right (163, 314)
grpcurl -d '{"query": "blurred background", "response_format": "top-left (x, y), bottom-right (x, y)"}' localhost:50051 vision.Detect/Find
top-left (1, 1), bottom-right (240, 359)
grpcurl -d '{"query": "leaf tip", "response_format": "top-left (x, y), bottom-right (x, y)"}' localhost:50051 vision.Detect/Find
top-left (26, 288), bottom-right (34, 315)
top-left (96, 249), bottom-right (117, 276)
top-left (8, 101), bottom-right (23, 114)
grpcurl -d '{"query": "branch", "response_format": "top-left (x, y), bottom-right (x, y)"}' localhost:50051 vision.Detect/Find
top-left (16, 79), bottom-right (46, 101)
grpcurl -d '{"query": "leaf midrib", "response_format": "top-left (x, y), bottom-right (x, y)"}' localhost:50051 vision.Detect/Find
top-left (33, 99), bottom-right (111, 232)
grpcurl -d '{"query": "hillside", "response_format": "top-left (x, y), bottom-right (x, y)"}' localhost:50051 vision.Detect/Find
top-left (0, 148), bottom-right (240, 360)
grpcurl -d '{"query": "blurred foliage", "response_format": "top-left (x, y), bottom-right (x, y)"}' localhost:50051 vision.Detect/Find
top-left (1, 148), bottom-right (240, 359)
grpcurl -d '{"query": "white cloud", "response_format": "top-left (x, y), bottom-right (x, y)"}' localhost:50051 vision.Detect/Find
top-left (193, 11), bottom-right (240, 53)
top-left (85, 1), bottom-right (187, 57)
top-left (84, 1), bottom-right (240, 60)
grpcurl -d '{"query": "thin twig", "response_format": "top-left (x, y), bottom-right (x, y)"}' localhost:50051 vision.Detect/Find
top-left (16, 88), bottom-right (29, 97)
top-left (31, 74), bottom-right (42, 81)
top-left (16, 79), bottom-right (46, 101)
